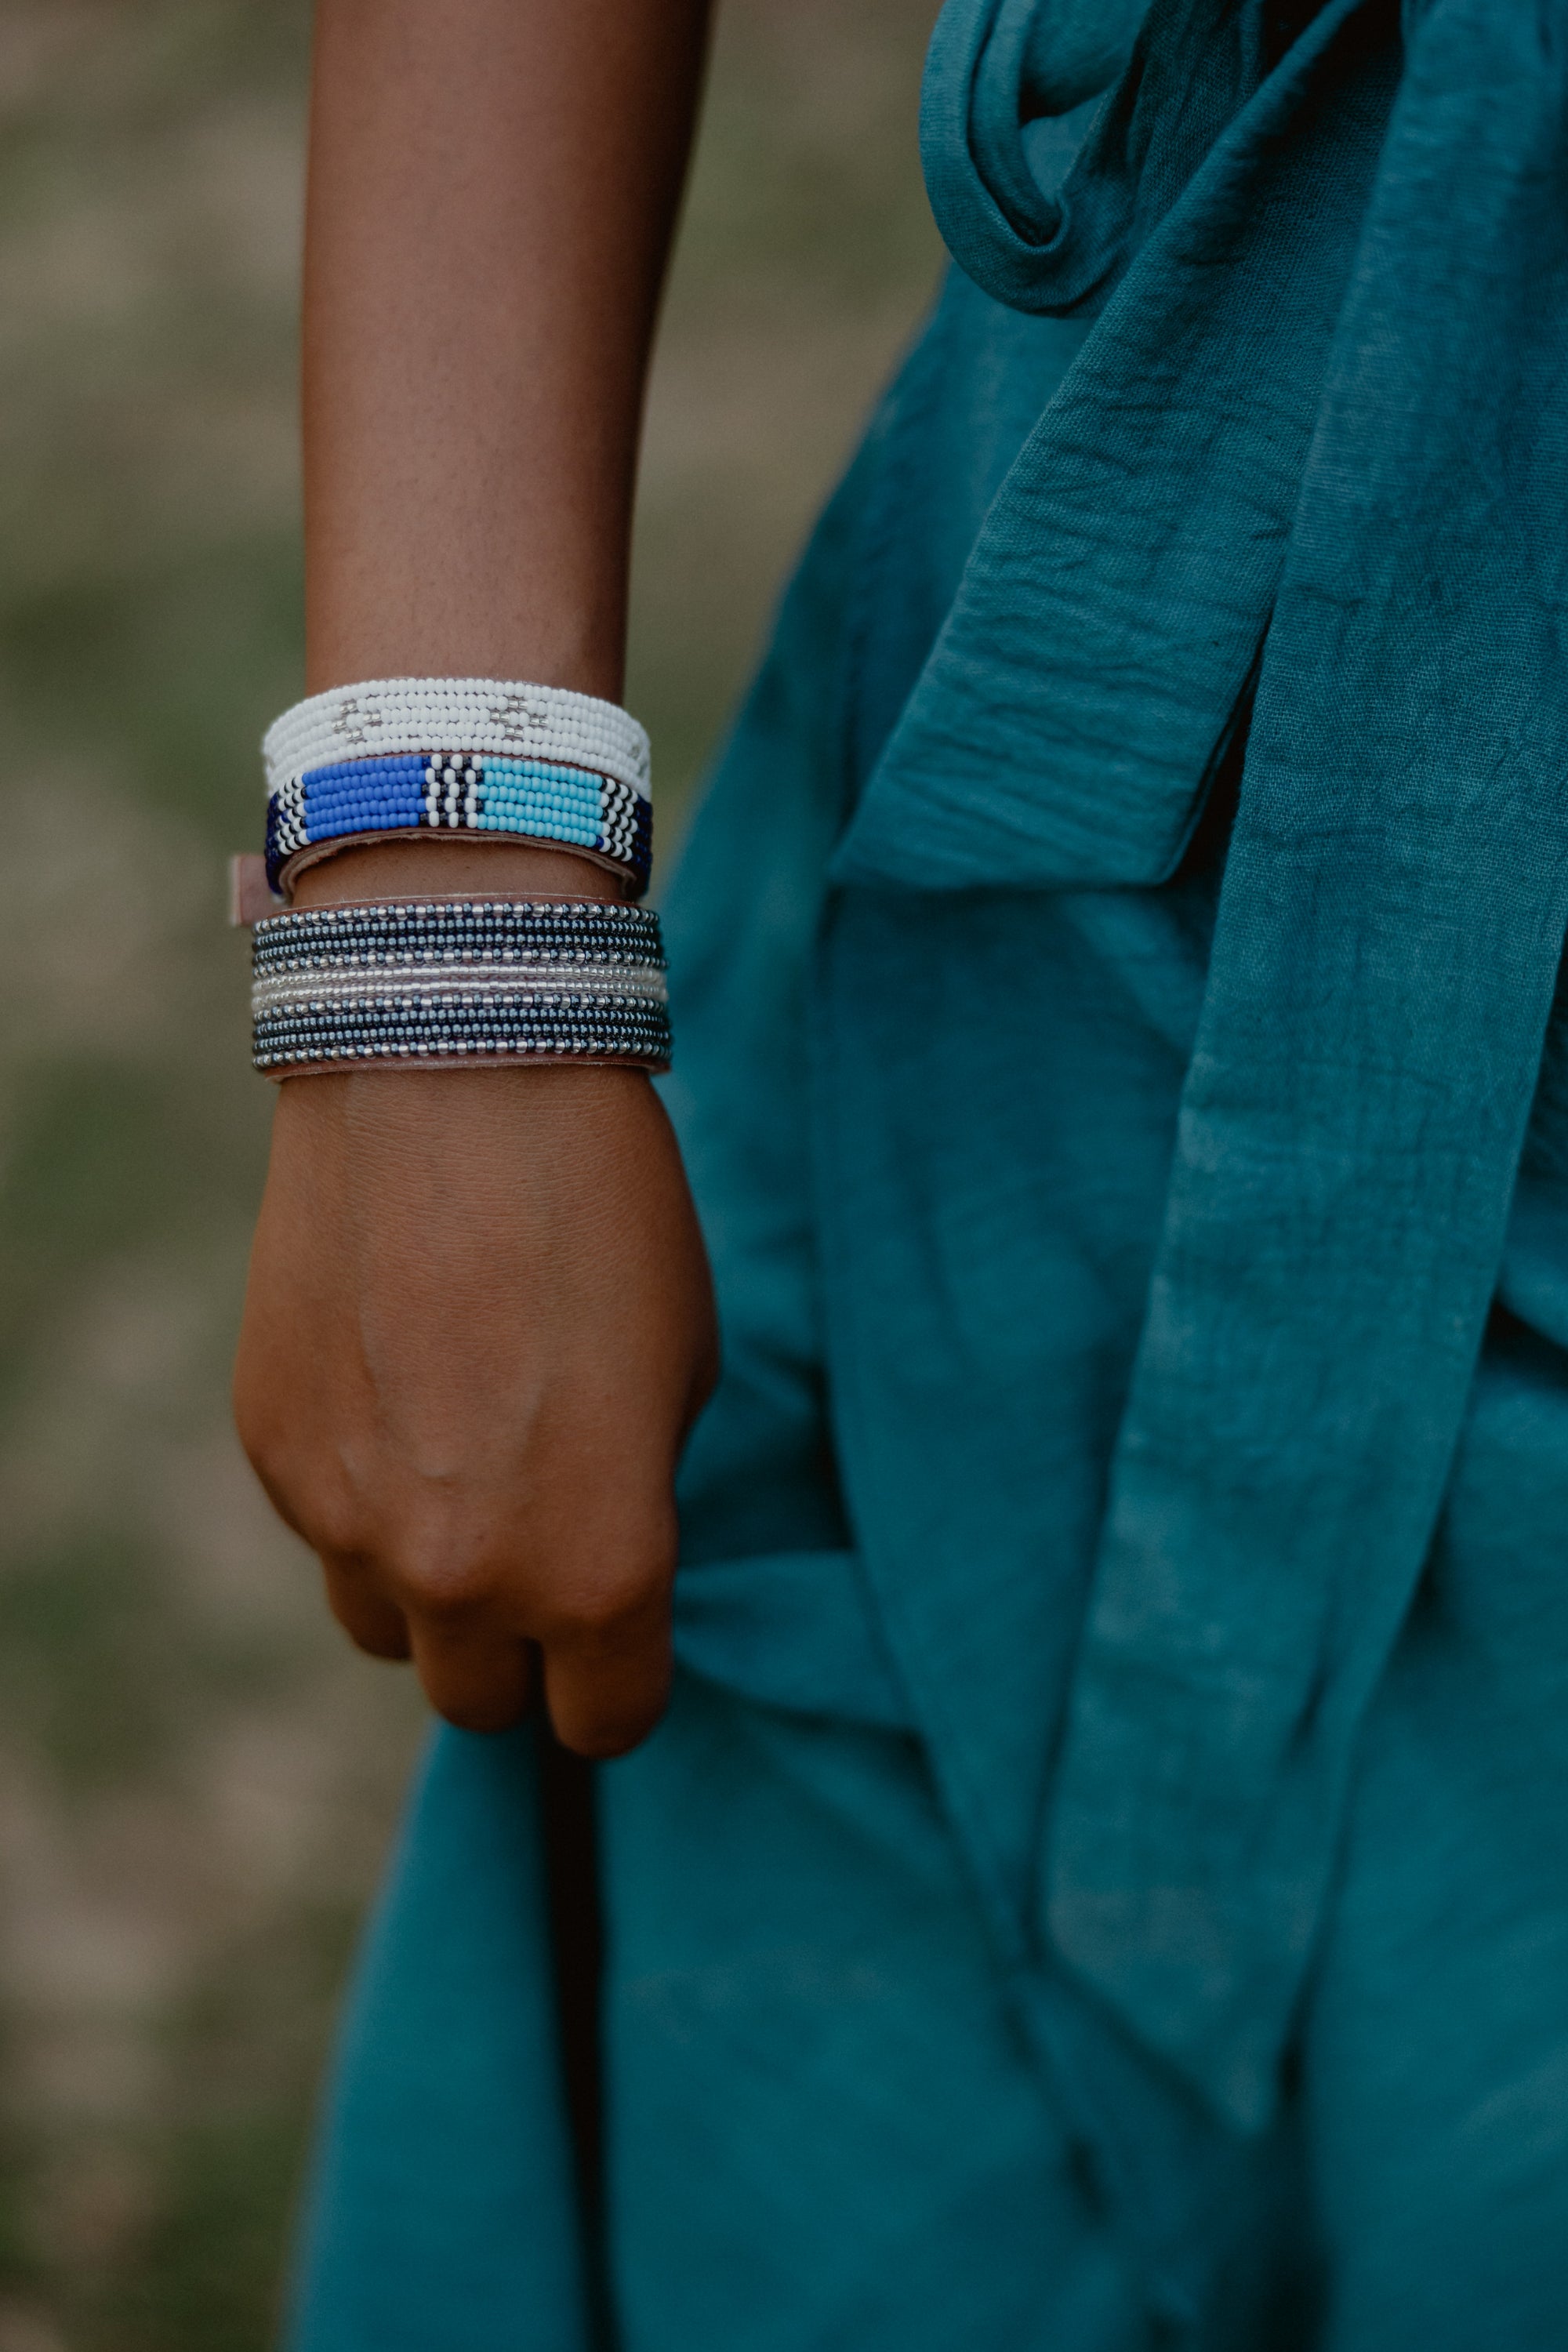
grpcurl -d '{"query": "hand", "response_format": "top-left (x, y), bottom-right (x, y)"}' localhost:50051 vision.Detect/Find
top-left (232, 1059), bottom-right (717, 1755)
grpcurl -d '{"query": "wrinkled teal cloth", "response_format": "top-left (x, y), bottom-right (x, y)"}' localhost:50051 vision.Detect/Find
top-left (288, 1), bottom-right (1568, 2342)
top-left (287, 1727), bottom-right (589, 2347)
top-left (866, 0), bottom-right (1568, 2130)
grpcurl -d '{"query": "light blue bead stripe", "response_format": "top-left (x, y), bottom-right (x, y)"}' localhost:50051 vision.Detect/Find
top-left (475, 811), bottom-right (601, 844)
top-left (479, 756), bottom-right (615, 800)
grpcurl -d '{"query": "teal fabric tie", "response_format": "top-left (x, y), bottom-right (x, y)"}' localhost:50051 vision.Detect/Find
top-left (845, 0), bottom-right (1568, 2127)
top-left (837, 0), bottom-right (1396, 893)
top-left (1049, 0), bottom-right (1568, 2128)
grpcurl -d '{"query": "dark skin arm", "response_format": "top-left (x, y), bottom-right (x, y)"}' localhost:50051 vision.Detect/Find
top-left (231, 0), bottom-right (719, 1758)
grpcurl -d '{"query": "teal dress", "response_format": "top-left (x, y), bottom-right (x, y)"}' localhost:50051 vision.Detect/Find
top-left (288, 2), bottom-right (1568, 2343)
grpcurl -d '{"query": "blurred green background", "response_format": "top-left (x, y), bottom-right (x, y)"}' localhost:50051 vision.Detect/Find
top-left (0, 2), bottom-right (940, 2343)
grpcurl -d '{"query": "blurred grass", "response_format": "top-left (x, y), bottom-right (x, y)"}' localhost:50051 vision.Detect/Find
top-left (0, 2), bottom-right (941, 2343)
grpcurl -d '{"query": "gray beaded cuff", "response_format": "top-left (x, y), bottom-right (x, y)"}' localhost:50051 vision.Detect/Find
top-left (251, 897), bottom-right (670, 1076)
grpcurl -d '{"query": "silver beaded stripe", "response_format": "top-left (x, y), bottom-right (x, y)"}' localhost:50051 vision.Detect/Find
top-left (253, 906), bottom-right (662, 967)
top-left (253, 980), bottom-right (669, 1031)
top-left (252, 934), bottom-right (666, 973)
top-left (263, 678), bottom-right (652, 802)
top-left (252, 942), bottom-right (666, 975)
top-left (253, 1009), bottom-right (670, 1073)
top-left (252, 898), bottom-right (662, 944)
top-left (252, 955), bottom-right (665, 986)
top-left (251, 965), bottom-right (670, 1015)
top-left (256, 1045), bottom-right (671, 1072)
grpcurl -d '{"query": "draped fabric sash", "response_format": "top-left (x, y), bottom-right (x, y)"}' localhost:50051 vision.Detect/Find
top-left (842, 0), bottom-right (1568, 2128)
top-left (836, 0), bottom-right (1397, 894)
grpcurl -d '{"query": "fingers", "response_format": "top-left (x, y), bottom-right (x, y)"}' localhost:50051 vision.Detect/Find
top-left (326, 1545), bottom-right (536, 1733)
top-left (321, 1553), bottom-right (412, 1660)
top-left (542, 1635), bottom-right (671, 1759)
top-left (407, 1617), bottom-right (534, 1734)
top-left (318, 1518), bottom-right (673, 1749)
top-left (540, 1575), bottom-right (673, 1759)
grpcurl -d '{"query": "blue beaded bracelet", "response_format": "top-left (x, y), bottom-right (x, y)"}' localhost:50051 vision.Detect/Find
top-left (263, 678), bottom-right (654, 898)
top-left (252, 897), bottom-right (671, 1076)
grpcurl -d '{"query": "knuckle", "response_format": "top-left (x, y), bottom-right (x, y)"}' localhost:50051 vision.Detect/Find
top-left (390, 1535), bottom-right (499, 1624)
top-left (230, 1402), bottom-right (366, 1559)
top-left (400, 1570), bottom-right (488, 1628)
top-left (548, 1566), bottom-right (667, 1649)
top-left (292, 1467), bottom-right (379, 1560)
top-left (254, 1452), bottom-right (367, 1562)
top-left (562, 1585), bottom-right (639, 1642)
top-left (307, 1495), bottom-right (373, 1563)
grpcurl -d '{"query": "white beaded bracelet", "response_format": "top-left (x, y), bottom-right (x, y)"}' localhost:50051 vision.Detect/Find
top-left (261, 676), bottom-right (653, 898)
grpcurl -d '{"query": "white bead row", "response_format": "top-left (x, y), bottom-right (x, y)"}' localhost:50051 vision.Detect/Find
top-left (263, 677), bottom-right (652, 800)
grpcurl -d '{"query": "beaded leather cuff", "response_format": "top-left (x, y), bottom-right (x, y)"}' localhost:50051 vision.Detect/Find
top-left (251, 898), bottom-right (670, 1076)
top-left (262, 678), bottom-right (653, 898)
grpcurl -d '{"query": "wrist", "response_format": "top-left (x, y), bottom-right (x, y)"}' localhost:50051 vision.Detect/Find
top-left (290, 837), bottom-right (627, 908)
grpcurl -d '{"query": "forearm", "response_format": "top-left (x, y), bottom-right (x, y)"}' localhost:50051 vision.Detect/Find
top-left (238, 0), bottom-right (720, 1753)
top-left (303, 0), bottom-right (713, 701)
